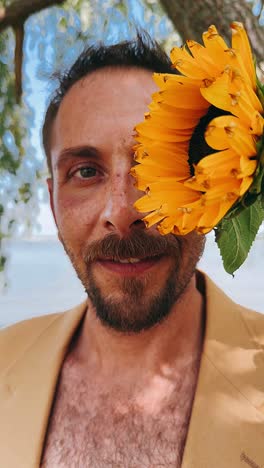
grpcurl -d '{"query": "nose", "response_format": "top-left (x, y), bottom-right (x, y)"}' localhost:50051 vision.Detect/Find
top-left (101, 171), bottom-right (146, 236)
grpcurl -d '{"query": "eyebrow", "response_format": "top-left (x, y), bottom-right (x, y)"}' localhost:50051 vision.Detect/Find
top-left (54, 145), bottom-right (100, 170)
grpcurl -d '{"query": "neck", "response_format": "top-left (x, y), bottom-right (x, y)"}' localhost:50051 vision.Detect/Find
top-left (72, 274), bottom-right (205, 383)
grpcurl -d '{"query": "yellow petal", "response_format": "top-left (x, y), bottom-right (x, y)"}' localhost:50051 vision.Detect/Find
top-left (157, 102), bottom-right (209, 120)
top-left (200, 70), bottom-right (260, 127)
top-left (153, 73), bottom-right (201, 90)
top-left (229, 77), bottom-right (263, 114)
top-left (251, 112), bottom-right (264, 136)
top-left (186, 40), bottom-right (221, 76)
top-left (177, 208), bottom-right (204, 234)
top-left (153, 84), bottom-right (209, 110)
top-left (200, 71), bottom-right (230, 109)
top-left (205, 116), bottom-right (257, 157)
top-left (143, 210), bottom-right (167, 229)
top-left (170, 45), bottom-right (211, 80)
top-left (134, 193), bottom-right (164, 213)
top-left (196, 151), bottom-right (256, 185)
top-left (157, 89), bottom-right (208, 111)
top-left (146, 181), bottom-right (201, 205)
top-left (145, 112), bottom-right (199, 131)
top-left (159, 201), bottom-right (203, 235)
top-left (184, 175), bottom-right (208, 192)
top-left (197, 200), bottom-right (235, 232)
top-left (134, 144), bottom-right (190, 173)
top-left (159, 215), bottom-right (183, 235)
top-left (202, 177), bottom-right (241, 203)
top-left (195, 149), bottom-right (240, 178)
top-left (149, 103), bottom-right (203, 130)
top-left (231, 22), bottom-right (256, 88)
top-left (239, 156), bottom-right (257, 177)
top-left (134, 181), bottom-right (202, 232)
top-left (239, 176), bottom-right (253, 195)
top-left (202, 25), bottom-right (229, 70)
top-left (136, 122), bottom-right (192, 143)
top-left (131, 165), bottom-right (188, 191)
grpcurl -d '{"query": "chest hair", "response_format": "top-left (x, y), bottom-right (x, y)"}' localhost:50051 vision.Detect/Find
top-left (41, 358), bottom-right (200, 468)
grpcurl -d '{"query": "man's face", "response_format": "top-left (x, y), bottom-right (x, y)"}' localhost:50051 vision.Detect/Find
top-left (48, 67), bottom-right (205, 333)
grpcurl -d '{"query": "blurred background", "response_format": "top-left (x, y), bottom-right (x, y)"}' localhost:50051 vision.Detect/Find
top-left (0, 0), bottom-right (263, 327)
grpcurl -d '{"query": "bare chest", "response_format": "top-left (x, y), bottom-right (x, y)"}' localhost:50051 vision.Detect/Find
top-left (41, 364), bottom-right (199, 468)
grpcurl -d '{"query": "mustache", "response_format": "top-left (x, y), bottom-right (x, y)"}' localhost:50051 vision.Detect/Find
top-left (83, 231), bottom-right (180, 263)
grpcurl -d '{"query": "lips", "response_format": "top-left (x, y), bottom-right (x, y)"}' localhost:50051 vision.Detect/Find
top-left (97, 255), bottom-right (163, 276)
top-left (117, 257), bottom-right (142, 264)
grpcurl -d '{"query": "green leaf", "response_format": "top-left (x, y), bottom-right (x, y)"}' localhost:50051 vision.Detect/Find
top-left (59, 17), bottom-right (67, 32)
top-left (0, 255), bottom-right (6, 272)
top-left (18, 182), bottom-right (32, 203)
top-left (216, 198), bottom-right (264, 275)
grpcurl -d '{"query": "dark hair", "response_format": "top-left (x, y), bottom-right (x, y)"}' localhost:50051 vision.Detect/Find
top-left (42, 33), bottom-right (174, 173)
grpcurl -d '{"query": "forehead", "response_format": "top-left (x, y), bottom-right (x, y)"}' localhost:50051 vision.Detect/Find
top-left (50, 67), bottom-right (157, 156)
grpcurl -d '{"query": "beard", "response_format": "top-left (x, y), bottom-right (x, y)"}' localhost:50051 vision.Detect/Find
top-left (86, 262), bottom-right (181, 333)
top-left (60, 230), bottom-right (205, 334)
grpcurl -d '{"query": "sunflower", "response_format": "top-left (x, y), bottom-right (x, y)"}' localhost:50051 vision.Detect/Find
top-left (132, 23), bottom-right (264, 236)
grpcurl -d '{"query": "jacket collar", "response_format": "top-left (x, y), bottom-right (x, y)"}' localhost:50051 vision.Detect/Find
top-left (1, 274), bottom-right (264, 467)
top-left (182, 274), bottom-right (264, 468)
top-left (0, 302), bottom-right (87, 467)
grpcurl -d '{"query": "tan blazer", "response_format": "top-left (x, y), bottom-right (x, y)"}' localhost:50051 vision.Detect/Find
top-left (1, 274), bottom-right (264, 468)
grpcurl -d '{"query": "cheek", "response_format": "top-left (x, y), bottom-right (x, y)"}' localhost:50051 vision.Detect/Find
top-left (54, 192), bottom-right (99, 241)
top-left (179, 233), bottom-right (205, 264)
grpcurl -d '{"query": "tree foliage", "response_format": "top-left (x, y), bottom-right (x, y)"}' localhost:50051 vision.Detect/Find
top-left (0, 24), bottom-right (41, 289)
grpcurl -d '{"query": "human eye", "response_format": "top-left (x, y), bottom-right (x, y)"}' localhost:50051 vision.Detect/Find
top-left (68, 164), bottom-right (100, 181)
top-left (74, 166), bottom-right (98, 179)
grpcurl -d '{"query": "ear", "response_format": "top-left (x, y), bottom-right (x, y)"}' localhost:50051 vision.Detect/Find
top-left (47, 177), bottom-right (57, 227)
top-left (47, 177), bottom-right (62, 242)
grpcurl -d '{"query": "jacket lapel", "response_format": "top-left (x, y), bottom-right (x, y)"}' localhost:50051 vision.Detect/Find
top-left (0, 302), bottom-right (87, 468)
top-left (182, 275), bottom-right (264, 468)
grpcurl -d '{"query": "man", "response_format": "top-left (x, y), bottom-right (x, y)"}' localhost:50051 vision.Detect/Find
top-left (1, 36), bottom-right (264, 468)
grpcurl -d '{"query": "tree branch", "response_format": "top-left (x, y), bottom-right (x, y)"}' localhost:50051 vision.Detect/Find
top-left (159, 0), bottom-right (264, 64)
top-left (0, 0), bottom-right (65, 102)
top-left (14, 23), bottom-right (24, 101)
top-left (0, 0), bottom-right (65, 31)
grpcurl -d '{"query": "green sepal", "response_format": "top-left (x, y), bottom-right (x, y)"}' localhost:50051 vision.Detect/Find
top-left (248, 167), bottom-right (264, 195)
top-left (248, 138), bottom-right (264, 194)
top-left (257, 137), bottom-right (264, 168)
top-left (261, 194), bottom-right (264, 210)
top-left (256, 78), bottom-right (264, 109)
top-left (215, 197), bottom-right (264, 275)
top-left (241, 192), bottom-right (259, 209)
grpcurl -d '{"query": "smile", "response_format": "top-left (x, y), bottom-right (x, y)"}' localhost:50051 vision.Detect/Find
top-left (113, 257), bottom-right (142, 264)
top-left (97, 255), bottom-right (164, 276)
